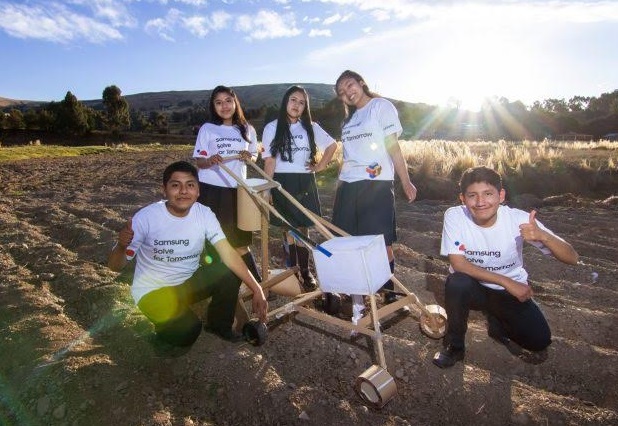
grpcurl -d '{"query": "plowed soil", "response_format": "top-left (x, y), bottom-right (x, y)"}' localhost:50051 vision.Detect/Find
top-left (1, 149), bottom-right (616, 426)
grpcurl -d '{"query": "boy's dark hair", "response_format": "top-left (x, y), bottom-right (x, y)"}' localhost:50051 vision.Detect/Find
top-left (163, 161), bottom-right (198, 185)
top-left (459, 166), bottom-right (502, 193)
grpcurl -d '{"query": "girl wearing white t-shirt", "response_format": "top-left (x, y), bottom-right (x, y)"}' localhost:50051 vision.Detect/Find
top-left (193, 85), bottom-right (262, 282)
top-left (333, 70), bottom-right (417, 303)
top-left (262, 85), bottom-right (337, 289)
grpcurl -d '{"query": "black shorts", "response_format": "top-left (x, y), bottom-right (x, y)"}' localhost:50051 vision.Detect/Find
top-left (198, 182), bottom-right (252, 248)
top-left (332, 180), bottom-right (396, 245)
top-left (271, 172), bottom-right (321, 228)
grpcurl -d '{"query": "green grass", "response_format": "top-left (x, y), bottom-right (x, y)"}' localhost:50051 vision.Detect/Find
top-left (0, 143), bottom-right (192, 162)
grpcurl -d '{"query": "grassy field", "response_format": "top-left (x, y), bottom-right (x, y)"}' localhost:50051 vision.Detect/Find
top-left (2, 139), bottom-right (616, 200)
top-left (0, 143), bottom-right (191, 162)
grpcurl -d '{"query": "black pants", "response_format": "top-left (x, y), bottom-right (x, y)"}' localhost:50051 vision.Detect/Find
top-left (444, 272), bottom-right (551, 351)
top-left (137, 261), bottom-right (241, 347)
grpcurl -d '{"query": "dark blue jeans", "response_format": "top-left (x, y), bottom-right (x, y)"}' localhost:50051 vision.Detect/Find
top-left (137, 260), bottom-right (241, 347)
top-left (444, 272), bottom-right (551, 351)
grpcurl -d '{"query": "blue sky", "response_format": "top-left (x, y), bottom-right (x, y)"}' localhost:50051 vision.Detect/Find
top-left (1, 0), bottom-right (617, 111)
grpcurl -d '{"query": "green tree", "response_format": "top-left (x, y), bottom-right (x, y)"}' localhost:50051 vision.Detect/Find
top-left (23, 109), bottom-right (40, 130)
top-left (102, 85), bottom-right (130, 137)
top-left (130, 109), bottom-right (150, 132)
top-left (149, 111), bottom-right (168, 134)
top-left (6, 109), bottom-right (25, 129)
top-left (52, 92), bottom-right (90, 135)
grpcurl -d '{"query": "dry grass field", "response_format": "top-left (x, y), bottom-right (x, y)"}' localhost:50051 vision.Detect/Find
top-left (0, 140), bottom-right (616, 425)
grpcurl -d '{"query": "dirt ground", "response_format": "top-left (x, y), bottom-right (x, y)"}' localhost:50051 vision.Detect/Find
top-left (0, 149), bottom-right (616, 426)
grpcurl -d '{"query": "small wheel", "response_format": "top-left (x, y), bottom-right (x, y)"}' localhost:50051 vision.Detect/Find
top-left (355, 365), bottom-right (398, 409)
top-left (419, 304), bottom-right (447, 339)
top-left (242, 319), bottom-right (268, 346)
top-left (324, 293), bottom-right (342, 315)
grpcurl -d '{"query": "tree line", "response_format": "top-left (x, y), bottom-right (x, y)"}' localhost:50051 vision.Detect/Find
top-left (1, 86), bottom-right (617, 142)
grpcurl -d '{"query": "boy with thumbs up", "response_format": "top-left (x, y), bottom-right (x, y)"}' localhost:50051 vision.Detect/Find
top-left (108, 161), bottom-right (267, 355)
top-left (433, 166), bottom-right (578, 368)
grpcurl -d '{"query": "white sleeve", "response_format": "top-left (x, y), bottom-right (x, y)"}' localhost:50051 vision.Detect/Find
top-left (247, 125), bottom-right (258, 155)
top-left (440, 208), bottom-right (463, 257)
top-left (261, 121), bottom-right (276, 159)
top-left (125, 209), bottom-right (147, 260)
top-left (193, 125), bottom-right (211, 158)
top-left (376, 99), bottom-right (402, 138)
top-left (312, 122), bottom-right (336, 151)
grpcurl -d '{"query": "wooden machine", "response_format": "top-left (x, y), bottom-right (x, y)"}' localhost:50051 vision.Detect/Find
top-left (220, 157), bottom-right (447, 408)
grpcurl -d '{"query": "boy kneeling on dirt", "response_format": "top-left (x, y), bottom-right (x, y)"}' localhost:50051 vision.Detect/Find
top-left (433, 166), bottom-right (578, 368)
top-left (108, 161), bottom-right (267, 352)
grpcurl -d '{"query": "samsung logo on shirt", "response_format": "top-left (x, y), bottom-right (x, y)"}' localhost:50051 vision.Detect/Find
top-left (154, 239), bottom-right (190, 247)
top-left (465, 250), bottom-right (501, 258)
top-left (215, 137), bottom-right (242, 143)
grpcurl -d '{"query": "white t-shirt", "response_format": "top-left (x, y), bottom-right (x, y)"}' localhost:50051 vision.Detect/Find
top-left (125, 201), bottom-right (226, 303)
top-left (193, 122), bottom-right (258, 187)
top-left (338, 97), bottom-right (403, 183)
top-left (261, 120), bottom-right (336, 173)
top-left (440, 204), bottom-right (561, 290)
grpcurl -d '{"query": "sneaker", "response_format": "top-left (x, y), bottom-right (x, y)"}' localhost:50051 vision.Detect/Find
top-left (204, 326), bottom-right (244, 343)
top-left (433, 345), bottom-right (465, 368)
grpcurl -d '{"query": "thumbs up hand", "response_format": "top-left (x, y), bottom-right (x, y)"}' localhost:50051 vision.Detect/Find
top-left (519, 210), bottom-right (544, 242)
top-left (118, 217), bottom-right (134, 248)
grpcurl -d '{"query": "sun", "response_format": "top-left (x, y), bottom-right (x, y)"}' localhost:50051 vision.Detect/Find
top-left (420, 22), bottom-right (537, 111)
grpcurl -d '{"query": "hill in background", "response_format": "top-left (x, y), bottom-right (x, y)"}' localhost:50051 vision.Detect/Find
top-left (79, 83), bottom-right (338, 112)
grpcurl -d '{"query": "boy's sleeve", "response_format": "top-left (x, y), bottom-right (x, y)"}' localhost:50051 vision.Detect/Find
top-left (204, 209), bottom-right (226, 246)
top-left (124, 212), bottom-right (146, 260)
top-left (440, 208), bottom-right (463, 257)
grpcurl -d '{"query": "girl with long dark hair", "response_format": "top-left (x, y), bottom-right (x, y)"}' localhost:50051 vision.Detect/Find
top-left (262, 85), bottom-right (337, 289)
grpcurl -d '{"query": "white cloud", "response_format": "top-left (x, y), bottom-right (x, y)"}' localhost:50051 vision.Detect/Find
top-left (314, 0), bottom-right (618, 24)
top-left (208, 10), bottom-right (232, 30)
top-left (183, 15), bottom-right (209, 37)
top-left (182, 10), bottom-right (231, 37)
top-left (235, 10), bottom-right (302, 40)
top-left (89, 0), bottom-right (137, 27)
top-left (0, 2), bottom-right (124, 43)
top-left (308, 28), bottom-right (331, 37)
top-left (145, 8), bottom-right (182, 41)
top-left (158, 0), bottom-right (208, 5)
top-left (370, 9), bottom-right (390, 22)
top-left (303, 16), bottom-right (321, 23)
top-left (323, 13), bottom-right (341, 25)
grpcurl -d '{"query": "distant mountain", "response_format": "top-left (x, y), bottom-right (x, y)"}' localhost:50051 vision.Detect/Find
top-left (76, 83), bottom-right (338, 111)
top-left (0, 97), bottom-right (39, 108)
top-left (1, 83), bottom-right (337, 111)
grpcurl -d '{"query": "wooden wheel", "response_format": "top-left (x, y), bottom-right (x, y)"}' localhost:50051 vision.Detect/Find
top-left (354, 365), bottom-right (397, 409)
top-left (419, 304), bottom-right (447, 339)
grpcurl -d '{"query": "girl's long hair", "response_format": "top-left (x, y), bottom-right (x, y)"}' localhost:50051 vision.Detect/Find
top-left (208, 85), bottom-right (250, 141)
top-left (335, 70), bottom-right (378, 125)
top-left (270, 85), bottom-right (317, 165)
